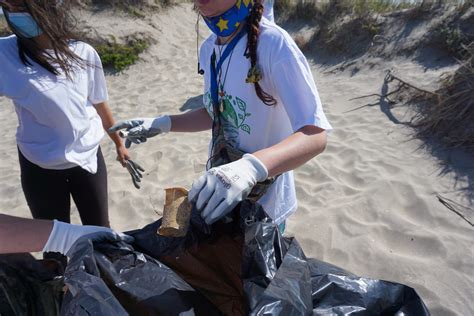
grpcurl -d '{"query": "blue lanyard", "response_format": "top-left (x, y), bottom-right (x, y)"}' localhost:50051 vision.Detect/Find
top-left (210, 27), bottom-right (247, 109)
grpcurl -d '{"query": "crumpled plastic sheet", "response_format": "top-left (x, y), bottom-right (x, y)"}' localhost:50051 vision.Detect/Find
top-left (60, 202), bottom-right (430, 315)
top-left (243, 221), bottom-right (429, 315)
top-left (61, 232), bottom-right (220, 315)
top-left (0, 254), bottom-right (64, 316)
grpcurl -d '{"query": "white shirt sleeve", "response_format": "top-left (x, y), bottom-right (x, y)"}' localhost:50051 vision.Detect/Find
top-left (87, 47), bottom-right (108, 105)
top-left (270, 46), bottom-right (332, 132)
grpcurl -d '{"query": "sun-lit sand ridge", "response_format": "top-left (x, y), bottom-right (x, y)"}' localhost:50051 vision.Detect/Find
top-left (0, 4), bottom-right (472, 315)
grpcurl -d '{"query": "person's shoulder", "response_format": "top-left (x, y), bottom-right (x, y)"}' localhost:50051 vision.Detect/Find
top-left (200, 34), bottom-right (216, 52)
top-left (259, 19), bottom-right (292, 45)
top-left (258, 19), bottom-right (303, 60)
top-left (199, 34), bottom-right (217, 63)
top-left (69, 40), bottom-right (99, 58)
top-left (0, 35), bottom-right (17, 50)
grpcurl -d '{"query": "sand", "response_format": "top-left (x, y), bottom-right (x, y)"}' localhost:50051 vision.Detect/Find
top-left (0, 4), bottom-right (472, 315)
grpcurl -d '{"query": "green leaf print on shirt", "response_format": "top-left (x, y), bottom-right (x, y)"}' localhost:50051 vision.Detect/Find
top-left (241, 124), bottom-right (251, 134)
top-left (204, 92), bottom-right (253, 135)
top-left (221, 98), bottom-right (239, 127)
top-left (227, 96), bottom-right (252, 134)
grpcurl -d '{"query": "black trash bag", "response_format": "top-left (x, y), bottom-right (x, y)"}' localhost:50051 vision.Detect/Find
top-left (61, 235), bottom-right (220, 315)
top-left (242, 218), bottom-right (430, 315)
top-left (61, 201), bottom-right (430, 315)
top-left (0, 253), bottom-right (64, 316)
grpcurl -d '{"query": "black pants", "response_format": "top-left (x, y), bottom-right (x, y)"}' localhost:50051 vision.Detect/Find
top-left (19, 147), bottom-right (109, 227)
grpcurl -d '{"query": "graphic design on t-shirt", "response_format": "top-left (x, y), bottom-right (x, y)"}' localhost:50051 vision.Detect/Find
top-left (204, 90), bottom-right (252, 147)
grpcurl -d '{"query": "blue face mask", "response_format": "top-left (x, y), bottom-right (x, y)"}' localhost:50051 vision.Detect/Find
top-left (204, 0), bottom-right (254, 37)
top-left (7, 12), bottom-right (43, 38)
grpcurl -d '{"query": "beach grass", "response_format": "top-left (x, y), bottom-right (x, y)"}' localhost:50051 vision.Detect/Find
top-left (277, 0), bottom-right (469, 22)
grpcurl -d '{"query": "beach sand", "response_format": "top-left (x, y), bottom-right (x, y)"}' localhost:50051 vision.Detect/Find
top-left (0, 4), bottom-right (472, 315)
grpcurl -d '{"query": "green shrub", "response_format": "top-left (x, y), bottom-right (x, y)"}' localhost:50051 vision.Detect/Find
top-left (95, 37), bottom-right (150, 72)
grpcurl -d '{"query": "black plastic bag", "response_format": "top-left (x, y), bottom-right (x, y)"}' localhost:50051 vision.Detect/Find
top-left (61, 233), bottom-right (220, 315)
top-left (0, 254), bottom-right (64, 316)
top-left (60, 201), bottom-right (430, 315)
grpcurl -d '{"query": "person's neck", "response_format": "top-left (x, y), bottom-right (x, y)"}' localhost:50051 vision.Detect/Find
top-left (216, 23), bottom-right (244, 45)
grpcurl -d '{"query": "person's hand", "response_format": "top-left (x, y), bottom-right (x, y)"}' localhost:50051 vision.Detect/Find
top-left (188, 154), bottom-right (268, 225)
top-left (125, 159), bottom-right (145, 189)
top-left (116, 144), bottom-right (130, 167)
top-left (42, 220), bottom-right (134, 256)
top-left (108, 116), bottom-right (172, 148)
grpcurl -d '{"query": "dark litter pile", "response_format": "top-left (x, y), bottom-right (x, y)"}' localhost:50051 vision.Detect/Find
top-left (1, 203), bottom-right (430, 315)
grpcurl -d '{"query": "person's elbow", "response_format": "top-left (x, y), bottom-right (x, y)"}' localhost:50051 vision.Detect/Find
top-left (300, 125), bottom-right (328, 156)
top-left (315, 131), bottom-right (327, 155)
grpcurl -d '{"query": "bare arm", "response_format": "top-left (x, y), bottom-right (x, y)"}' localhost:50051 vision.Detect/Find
top-left (254, 125), bottom-right (327, 177)
top-left (94, 101), bottom-right (130, 165)
top-left (0, 214), bottom-right (52, 253)
top-left (94, 101), bottom-right (123, 147)
top-left (169, 108), bottom-right (212, 132)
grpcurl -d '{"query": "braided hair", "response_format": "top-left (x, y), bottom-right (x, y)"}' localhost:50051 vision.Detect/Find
top-left (246, 0), bottom-right (277, 106)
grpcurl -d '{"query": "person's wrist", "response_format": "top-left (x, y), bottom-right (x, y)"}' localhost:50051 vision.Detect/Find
top-left (152, 115), bottom-right (171, 133)
top-left (43, 220), bottom-right (74, 254)
top-left (242, 153), bottom-right (268, 183)
top-left (114, 140), bottom-right (125, 149)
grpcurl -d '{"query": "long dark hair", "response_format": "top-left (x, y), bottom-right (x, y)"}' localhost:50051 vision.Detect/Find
top-left (3, 0), bottom-right (84, 79)
top-left (246, 0), bottom-right (276, 106)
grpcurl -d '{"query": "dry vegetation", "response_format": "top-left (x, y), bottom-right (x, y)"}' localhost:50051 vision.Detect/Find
top-left (411, 44), bottom-right (474, 151)
top-left (278, 0), bottom-right (473, 152)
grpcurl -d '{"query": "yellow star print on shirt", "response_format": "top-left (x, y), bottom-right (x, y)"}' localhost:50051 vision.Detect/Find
top-left (216, 17), bottom-right (229, 32)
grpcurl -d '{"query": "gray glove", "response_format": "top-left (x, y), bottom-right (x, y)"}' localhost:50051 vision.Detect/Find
top-left (109, 116), bottom-right (171, 148)
top-left (125, 159), bottom-right (145, 189)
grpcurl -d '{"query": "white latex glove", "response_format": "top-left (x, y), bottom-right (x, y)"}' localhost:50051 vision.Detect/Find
top-left (43, 220), bottom-right (134, 256)
top-left (108, 116), bottom-right (172, 148)
top-left (189, 154), bottom-right (268, 225)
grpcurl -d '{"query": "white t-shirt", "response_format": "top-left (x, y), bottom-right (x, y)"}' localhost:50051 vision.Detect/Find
top-left (263, 0), bottom-right (275, 23)
top-left (0, 36), bottom-right (107, 173)
top-left (199, 18), bottom-right (332, 224)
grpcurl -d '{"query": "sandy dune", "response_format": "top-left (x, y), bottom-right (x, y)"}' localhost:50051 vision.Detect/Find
top-left (0, 4), bottom-right (472, 315)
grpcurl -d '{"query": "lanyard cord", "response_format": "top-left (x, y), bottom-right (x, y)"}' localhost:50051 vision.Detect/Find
top-left (210, 27), bottom-right (247, 111)
top-left (216, 44), bottom-right (235, 100)
top-left (206, 26), bottom-right (247, 170)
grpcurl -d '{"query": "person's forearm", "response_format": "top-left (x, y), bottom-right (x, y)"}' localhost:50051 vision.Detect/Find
top-left (0, 214), bottom-right (52, 253)
top-left (253, 125), bottom-right (327, 178)
top-left (94, 101), bottom-right (124, 147)
top-left (170, 108), bottom-right (212, 132)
